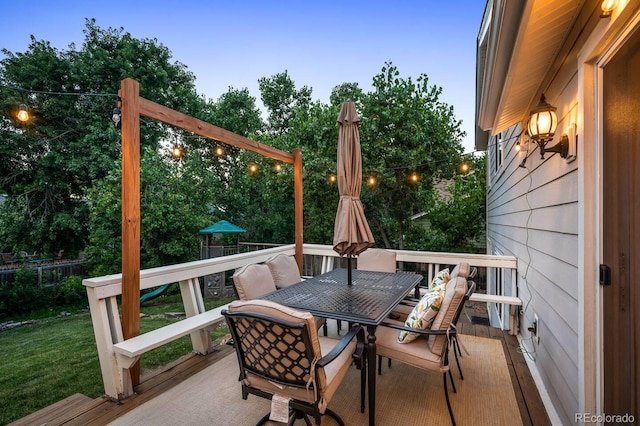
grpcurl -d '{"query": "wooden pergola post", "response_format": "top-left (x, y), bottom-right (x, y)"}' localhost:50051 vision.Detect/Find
top-left (294, 148), bottom-right (304, 274)
top-left (120, 79), bottom-right (141, 385)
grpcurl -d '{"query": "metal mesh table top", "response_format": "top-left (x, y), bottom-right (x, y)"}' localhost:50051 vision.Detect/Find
top-left (261, 268), bottom-right (422, 325)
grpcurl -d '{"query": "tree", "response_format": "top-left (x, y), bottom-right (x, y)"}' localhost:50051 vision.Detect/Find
top-left (359, 62), bottom-right (466, 249)
top-left (258, 71), bottom-right (312, 136)
top-left (1, 21), bottom-right (483, 276)
top-left (87, 146), bottom-right (220, 275)
top-left (409, 154), bottom-right (487, 253)
top-left (0, 19), bottom-right (207, 264)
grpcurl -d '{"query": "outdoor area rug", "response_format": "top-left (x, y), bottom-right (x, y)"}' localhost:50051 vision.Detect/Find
top-left (110, 334), bottom-right (522, 425)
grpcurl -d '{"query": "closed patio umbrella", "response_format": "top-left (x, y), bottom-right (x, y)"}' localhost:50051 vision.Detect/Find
top-left (332, 101), bottom-right (374, 284)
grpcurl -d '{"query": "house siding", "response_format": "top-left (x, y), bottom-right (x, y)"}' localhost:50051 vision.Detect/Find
top-left (487, 109), bottom-right (580, 423)
top-left (478, 1), bottom-right (640, 424)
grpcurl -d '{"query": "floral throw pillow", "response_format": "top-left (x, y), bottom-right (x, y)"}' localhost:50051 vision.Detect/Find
top-left (430, 268), bottom-right (450, 289)
top-left (397, 285), bottom-right (446, 343)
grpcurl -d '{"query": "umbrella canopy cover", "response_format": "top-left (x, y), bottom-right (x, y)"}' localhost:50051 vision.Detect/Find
top-left (333, 102), bottom-right (375, 257)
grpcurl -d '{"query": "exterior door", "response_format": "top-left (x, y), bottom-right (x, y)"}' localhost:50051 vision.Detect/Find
top-left (602, 28), bottom-right (640, 420)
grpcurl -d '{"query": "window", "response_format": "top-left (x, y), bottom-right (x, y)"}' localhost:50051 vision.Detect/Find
top-left (494, 132), bottom-right (503, 172)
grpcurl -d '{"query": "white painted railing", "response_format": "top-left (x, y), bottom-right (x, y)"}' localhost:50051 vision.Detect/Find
top-left (84, 243), bottom-right (519, 400)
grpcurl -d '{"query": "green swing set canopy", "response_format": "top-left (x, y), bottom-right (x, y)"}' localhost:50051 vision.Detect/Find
top-left (198, 220), bottom-right (247, 235)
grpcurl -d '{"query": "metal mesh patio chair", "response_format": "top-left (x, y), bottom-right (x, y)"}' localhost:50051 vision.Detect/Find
top-left (223, 299), bottom-right (366, 426)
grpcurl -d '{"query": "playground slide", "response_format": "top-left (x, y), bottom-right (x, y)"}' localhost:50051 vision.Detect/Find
top-left (140, 283), bottom-right (173, 304)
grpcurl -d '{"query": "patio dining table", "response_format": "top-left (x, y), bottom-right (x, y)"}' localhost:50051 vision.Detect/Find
top-left (260, 267), bottom-right (422, 426)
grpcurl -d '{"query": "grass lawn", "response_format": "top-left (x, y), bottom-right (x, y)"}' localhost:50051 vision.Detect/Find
top-left (0, 294), bottom-right (233, 425)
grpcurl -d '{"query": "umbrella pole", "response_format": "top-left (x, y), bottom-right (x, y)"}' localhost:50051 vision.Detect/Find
top-left (347, 255), bottom-right (352, 285)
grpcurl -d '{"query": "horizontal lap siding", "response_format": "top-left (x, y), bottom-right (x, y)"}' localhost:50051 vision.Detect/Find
top-left (487, 113), bottom-right (579, 423)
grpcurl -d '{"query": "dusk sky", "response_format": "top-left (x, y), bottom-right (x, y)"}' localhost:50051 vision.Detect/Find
top-left (0, 0), bottom-right (487, 153)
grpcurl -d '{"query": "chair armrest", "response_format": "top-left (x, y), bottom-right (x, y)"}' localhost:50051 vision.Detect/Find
top-left (379, 321), bottom-right (456, 337)
top-left (317, 325), bottom-right (363, 368)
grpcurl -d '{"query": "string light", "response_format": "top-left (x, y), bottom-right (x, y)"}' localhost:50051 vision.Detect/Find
top-left (273, 163), bottom-right (283, 173)
top-left (214, 146), bottom-right (225, 157)
top-left (248, 163), bottom-right (259, 174)
top-left (171, 144), bottom-right (184, 159)
top-left (326, 149), bottom-right (483, 185)
top-left (1, 85), bottom-right (118, 125)
top-left (17, 104), bottom-right (29, 122)
top-left (111, 106), bottom-right (121, 127)
top-left (1, 86), bottom-right (31, 122)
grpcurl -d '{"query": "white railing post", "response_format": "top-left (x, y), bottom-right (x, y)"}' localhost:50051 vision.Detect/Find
top-left (179, 278), bottom-right (211, 354)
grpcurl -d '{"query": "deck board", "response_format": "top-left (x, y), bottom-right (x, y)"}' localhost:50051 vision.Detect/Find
top-left (8, 393), bottom-right (93, 426)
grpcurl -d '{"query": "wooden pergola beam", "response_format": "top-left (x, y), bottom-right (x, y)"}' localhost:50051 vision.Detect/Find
top-left (119, 78), bottom-right (304, 387)
top-left (138, 96), bottom-right (295, 164)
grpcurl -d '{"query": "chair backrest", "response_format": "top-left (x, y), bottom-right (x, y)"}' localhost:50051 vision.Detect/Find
top-left (428, 276), bottom-right (472, 354)
top-left (450, 262), bottom-right (470, 279)
top-left (265, 254), bottom-right (302, 288)
top-left (224, 299), bottom-right (326, 392)
top-left (232, 263), bottom-right (277, 300)
top-left (357, 248), bottom-right (396, 273)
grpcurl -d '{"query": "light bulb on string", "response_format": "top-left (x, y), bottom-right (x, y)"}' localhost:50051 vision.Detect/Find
top-left (171, 145), bottom-right (184, 160)
top-left (17, 104), bottom-right (29, 122)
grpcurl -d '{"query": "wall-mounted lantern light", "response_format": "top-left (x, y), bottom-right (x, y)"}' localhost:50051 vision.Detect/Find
top-left (527, 94), bottom-right (568, 159)
top-left (601, 0), bottom-right (616, 17)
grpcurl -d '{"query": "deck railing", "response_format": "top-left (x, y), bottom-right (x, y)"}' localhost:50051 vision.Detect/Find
top-left (84, 244), bottom-right (519, 399)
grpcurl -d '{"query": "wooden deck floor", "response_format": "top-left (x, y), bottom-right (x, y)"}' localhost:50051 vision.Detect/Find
top-left (9, 304), bottom-right (550, 426)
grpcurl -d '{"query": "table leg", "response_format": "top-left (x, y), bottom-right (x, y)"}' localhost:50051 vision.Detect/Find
top-left (367, 324), bottom-right (377, 426)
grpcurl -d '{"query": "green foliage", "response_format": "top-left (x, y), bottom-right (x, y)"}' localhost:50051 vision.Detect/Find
top-left (0, 267), bottom-right (47, 318)
top-left (57, 275), bottom-right (86, 306)
top-left (407, 155), bottom-right (487, 253)
top-left (0, 19), bottom-right (204, 261)
top-left (359, 62), bottom-right (466, 249)
top-left (259, 70), bottom-right (312, 136)
top-left (1, 21), bottom-right (485, 280)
